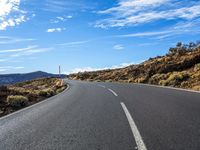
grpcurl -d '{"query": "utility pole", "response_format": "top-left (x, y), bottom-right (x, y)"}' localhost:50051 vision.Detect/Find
top-left (59, 65), bottom-right (61, 78)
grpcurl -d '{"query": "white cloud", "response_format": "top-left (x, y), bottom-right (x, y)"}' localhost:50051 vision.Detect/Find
top-left (0, 0), bottom-right (27, 30)
top-left (117, 31), bottom-right (173, 38)
top-left (57, 16), bottom-right (64, 21)
top-left (57, 40), bottom-right (89, 47)
top-left (51, 15), bottom-right (73, 24)
top-left (0, 66), bottom-right (24, 72)
top-left (95, 0), bottom-right (200, 28)
top-left (43, 0), bottom-right (92, 13)
top-left (0, 0), bottom-right (20, 16)
top-left (67, 15), bottom-right (72, 19)
top-left (0, 69), bottom-right (7, 72)
top-left (0, 45), bottom-right (37, 53)
top-left (57, 15), bottom-right (73, 20)
top-left (67, 61), bottom-right (143, 74)
top-left (10, 47), bottom-right (53, 57)
top-left (47, 28), bottom-right (65, 32)
top-left (68, 67), bottom-right (103, 74)
top-left (99, 0), bottom-right (168, 15)
top-left (113, 44), bottom-right (124, 50)
top-left (0, 59), bottom-right (8, 62)
top-left (0, 36), bottom-right (35, 44)
top-left (0, 45), bottom-right (53, 58)
top-left (114, 17), bottom-right (200, 40)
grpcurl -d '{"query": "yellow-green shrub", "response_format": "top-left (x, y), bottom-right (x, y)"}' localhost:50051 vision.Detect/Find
top-left (38, 88), bottom-right (55, 97)
top-left (128, 78), bottom-right (135, 83)
top-left (168, 72), bottom-right (188, 81)
top-left (159, 80), bottom-right (168, 86)
top-left (191, 71), bottom-right (200, 78)
top-left (192, 85), bottom-right (200, 91)
top-left (194, 63), bottom-right (200, 71)
top-left (135, 77), bottom-right (146, 83)
top-left (7, 95), bottom-right (28, 108)
top-left (151, 73), bottom-right (168, 84)
top-left (56, 87), bottom-right (66, 94)
top-left (162, 72), bottom-right (189, 86)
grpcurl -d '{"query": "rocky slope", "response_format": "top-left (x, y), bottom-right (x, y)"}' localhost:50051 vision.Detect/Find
top-left (69, 42), bottom-right (200, 91)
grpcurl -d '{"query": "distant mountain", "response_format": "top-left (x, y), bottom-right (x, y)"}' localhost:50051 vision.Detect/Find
top-left (0, 71), bottom-right (66, 85)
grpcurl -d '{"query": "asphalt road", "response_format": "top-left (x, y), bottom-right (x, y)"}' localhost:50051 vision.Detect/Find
top-left (0, 79), bottom-right (200, 150)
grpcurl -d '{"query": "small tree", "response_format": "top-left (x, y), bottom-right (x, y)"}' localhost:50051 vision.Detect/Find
top-left (188, 42), bottom-right (196, 50)
top-left (176, 42), bottom-right (183, 48)
top-left (169, 47), bottom-right (177, 54)
top-left (169, 42), bottom-right (187, 54)
top-left (196, 41), bottom-right (200, 48)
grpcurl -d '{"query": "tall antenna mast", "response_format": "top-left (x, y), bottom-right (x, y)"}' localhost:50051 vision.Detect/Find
top-left (59, 65), bottom-right (61, 78)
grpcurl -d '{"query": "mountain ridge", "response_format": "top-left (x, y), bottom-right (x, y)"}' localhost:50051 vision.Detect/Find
top-left (0, 71), bottom-right (65, 85)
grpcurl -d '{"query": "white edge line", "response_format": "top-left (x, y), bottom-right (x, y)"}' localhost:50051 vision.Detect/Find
top-left (108, 88), bottom-right (118, 96)
top-left (98, 84), bottom-right (106, 88)
top-left (0, 83), bottom-right (70, 121)
top-left (120, 102), bottom-right (147, 150)
top-left (97, 80), bottom-right (200, 94)
top-left (135, 83), bottom-right (200, 94)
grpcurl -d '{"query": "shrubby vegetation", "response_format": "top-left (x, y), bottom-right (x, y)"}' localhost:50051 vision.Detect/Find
top-left (0, 78), bottom-right (67, 117)
top-left (38, 88), bottom-right (55, 97)
top-left (69, 41), bottom-right (200, 91)
top-left (168, 41), bottom-right (200, 54)
top-left (7, 95), bottom-right (28, 109)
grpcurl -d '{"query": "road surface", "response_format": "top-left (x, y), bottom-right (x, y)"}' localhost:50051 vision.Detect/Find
top-left (0, 80), bottom-right (200, 150)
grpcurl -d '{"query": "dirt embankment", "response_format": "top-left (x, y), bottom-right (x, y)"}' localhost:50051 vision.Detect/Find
top-left (0, 78), bottom-right (67, 117)
top-left (69, 42), bottom-right (200, 91)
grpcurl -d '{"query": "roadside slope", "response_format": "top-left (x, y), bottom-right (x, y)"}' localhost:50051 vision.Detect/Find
top-left (69, 42), bottom-right (200, 91)
top-left (0, 78), bottom-right (67, 117)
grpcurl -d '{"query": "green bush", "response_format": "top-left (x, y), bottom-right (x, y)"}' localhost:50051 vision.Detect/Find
top-left (167, 72), bottom-right (189, 82)
top-left (159, 80), bottom-right (168, 86)
top-left (56, 87), bottom-right (66, 94)
top-left (95, 80), bottom-right (102, 82)
top-left (7, 95), bottom-right (28, 108)
top-left (151, 73), bottom-right (168, 84)
top-left (194, 63), bottom-right (200, 71)
top-left (160, 72), bottom-right (189, 86)
top-left (38, 89), bottom-right (55, 97)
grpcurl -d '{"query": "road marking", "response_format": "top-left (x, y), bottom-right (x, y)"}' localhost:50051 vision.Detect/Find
top-left (98, 84), bottom-right (106, 88)
top-left (97, 85), bottom-right (118, 97)
top-left (108, 88), bottom-right (118, 96)
top-left (120, 102), bottom-right (147, 150)
top-left (135, 83), bottom-right (200, 94)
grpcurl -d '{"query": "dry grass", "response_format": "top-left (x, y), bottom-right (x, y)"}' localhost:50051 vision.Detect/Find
top-left (7, 95), bottom-right (28, 109)
top-left (0, 78), bottom-right (67, 117)
top-left (69, 42), bottom-right (200, 92)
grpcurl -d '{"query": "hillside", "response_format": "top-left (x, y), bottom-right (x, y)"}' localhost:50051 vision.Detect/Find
top-left (69, 42), bottom-right (200, 91)
top-left (0, 78), bottom-right (67, 117)
top-left (0, 71), bottom-right (66, 85)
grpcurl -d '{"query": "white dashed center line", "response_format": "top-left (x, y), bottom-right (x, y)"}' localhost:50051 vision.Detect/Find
top-left (97, 85), bottom-right (118, 97)
top-left (108, 88), bottom-right (118, 97)
top-left (120, 102), bottom-right (147, 150)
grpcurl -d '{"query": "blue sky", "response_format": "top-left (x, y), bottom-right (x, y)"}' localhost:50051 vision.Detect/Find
top-left (0, 0), bottom-right (200, 74)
